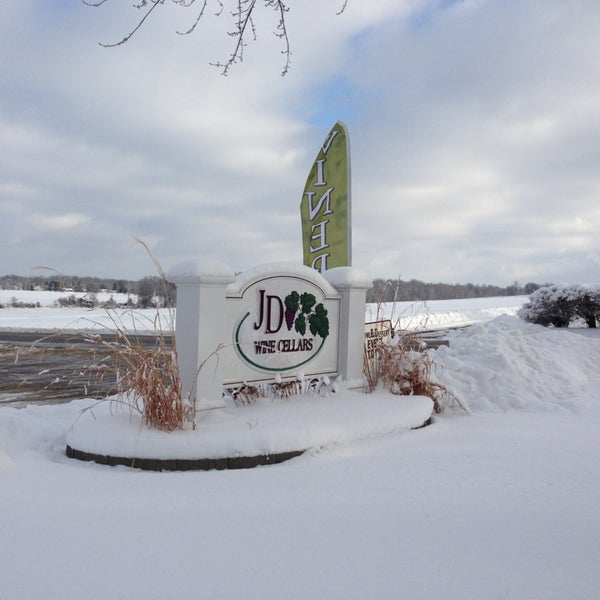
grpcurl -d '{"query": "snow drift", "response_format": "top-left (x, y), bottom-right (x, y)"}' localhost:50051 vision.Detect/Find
top-left (433, 315), bottom-right (600, 412)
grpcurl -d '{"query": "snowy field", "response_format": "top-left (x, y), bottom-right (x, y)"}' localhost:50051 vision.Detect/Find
top-left (2, 293), bottom-right (600, 599)
top-left (0, 288), bottom-right (528, 332)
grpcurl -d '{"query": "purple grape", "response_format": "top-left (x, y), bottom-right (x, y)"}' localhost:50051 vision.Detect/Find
top-left (285, 307), bottom-right (295, 330)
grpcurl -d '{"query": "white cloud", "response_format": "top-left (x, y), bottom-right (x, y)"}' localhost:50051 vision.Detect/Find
top-left (29, 212), bottom-right (91, 232)
top-left (0, 1), bottom-right (599, 284)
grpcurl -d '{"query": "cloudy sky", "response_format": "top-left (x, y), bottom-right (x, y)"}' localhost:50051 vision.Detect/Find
top-left (1, 0), bottom-right (599, 286)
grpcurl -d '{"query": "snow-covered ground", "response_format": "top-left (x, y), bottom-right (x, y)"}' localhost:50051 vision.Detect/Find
top-left (370, 294), bottom-right (529, 330)
top-left (0, 289), bottom-right (149, 332)
top-left (2, 294), bottom-right (600, 599)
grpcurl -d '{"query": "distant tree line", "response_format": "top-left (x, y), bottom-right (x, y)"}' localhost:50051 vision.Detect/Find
top-left (1, 273), bottom-right (543, 307)
top-left (366, 278), bottom-right (543, 303)
top-left (0, 274), bottom-right (136, 294)
top-left (0, 274), bottom-right (175, 308)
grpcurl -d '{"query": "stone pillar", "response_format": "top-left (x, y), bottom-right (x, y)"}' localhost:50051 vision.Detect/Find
top-left (324, 267), bottom-right (371, 387)
top-left (168, 260), bottom-right (235, 411)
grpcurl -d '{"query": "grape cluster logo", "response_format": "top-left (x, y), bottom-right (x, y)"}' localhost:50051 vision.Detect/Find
top-left (283, 291), bottom-right (329, 339)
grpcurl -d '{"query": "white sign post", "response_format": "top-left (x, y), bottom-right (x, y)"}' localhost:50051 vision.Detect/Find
top-left (169, 260), bottom-right (236, 411)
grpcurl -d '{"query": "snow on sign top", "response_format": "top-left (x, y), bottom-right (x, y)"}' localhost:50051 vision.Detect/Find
top-left (323, 266), bottom-right (371, 289)
top-left (167, 259), bottom-right (236, 283)
top-left (226, 262), bottom-right (339, 296)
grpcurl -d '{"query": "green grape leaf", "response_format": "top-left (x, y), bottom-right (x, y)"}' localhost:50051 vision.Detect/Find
top-left (300, 292), bottom-right (316, 314)
top-left (294, 313), bottom-right (306, 336)
top-left (309, 303), bottom-right (329, 339)
top-left (284, 291), bottom-right (300, 312)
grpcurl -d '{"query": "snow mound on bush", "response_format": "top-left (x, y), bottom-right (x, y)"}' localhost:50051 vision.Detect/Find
top-left (433, 316), bottom-right (600, 413)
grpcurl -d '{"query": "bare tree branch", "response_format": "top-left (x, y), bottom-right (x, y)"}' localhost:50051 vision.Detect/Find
top-left (272, 0), bottom-right (291, 76)
top-left (336, 0), bottom-right (348, 16)
top-left (176, 0), bottom-right (221, 36)
top-left (85, 0), bottom-right (348, 75)
top-left (82, 0), bottom-right (110, 7)
top-left (211, 0), bottom-right (258, 76)
top-left (98, 0), bottom-right (165, 48)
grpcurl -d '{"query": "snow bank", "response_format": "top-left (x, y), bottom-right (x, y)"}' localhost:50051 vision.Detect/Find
top-left (433, 316), bottom-right (600, 412)
top-left (0, 399), bottom-right (91, 464)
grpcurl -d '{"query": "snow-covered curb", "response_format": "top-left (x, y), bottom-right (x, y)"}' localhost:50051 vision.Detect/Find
top-left (65, 392), bottom-right (434, 468)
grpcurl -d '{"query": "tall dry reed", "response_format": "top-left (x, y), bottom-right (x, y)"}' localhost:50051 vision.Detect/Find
top-left (364, 330), bottom-right (462, 413)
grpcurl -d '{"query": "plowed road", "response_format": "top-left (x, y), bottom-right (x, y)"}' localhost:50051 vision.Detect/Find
top-left (0, 330), bottom-right (171, 407)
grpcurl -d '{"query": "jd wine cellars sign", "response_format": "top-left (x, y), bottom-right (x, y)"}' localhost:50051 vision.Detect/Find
top-left (170, 262), bottom-right (369, 409)
top-left (226, 271), bottom-right (341, 385)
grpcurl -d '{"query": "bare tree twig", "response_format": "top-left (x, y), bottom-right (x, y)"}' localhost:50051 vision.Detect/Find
top-left (176, 0), bottom-right (212, 35)
top-left (82, 0), bottom-right (110, 7)
top-left (85, 0), bottom-right (348, 75)
top-left (98, 0), bottom-right (165, 48)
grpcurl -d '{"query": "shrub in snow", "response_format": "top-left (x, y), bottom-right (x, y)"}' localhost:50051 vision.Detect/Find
top-left (364, 331), bottom-right (464, 413)
top-left (7, 296), bottom-right (40, 308)
top-left (518, 283), bottom-right (600, 328)
top-left (55, 293), bottom-right (100, 308)
top-left (572, 286), bottom-right (600, 328)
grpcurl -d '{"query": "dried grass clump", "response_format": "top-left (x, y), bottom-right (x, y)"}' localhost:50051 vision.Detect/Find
top-left (84, 310), bottom-right (188, 432)
top-left (87, 239), bottom-right (189, 431)
top-left (115, 336), bottom-right (186, 431)
top-left (25, 240), bottom-right (189, 431)
top-left (364, 331), bottom-right (460, 413)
